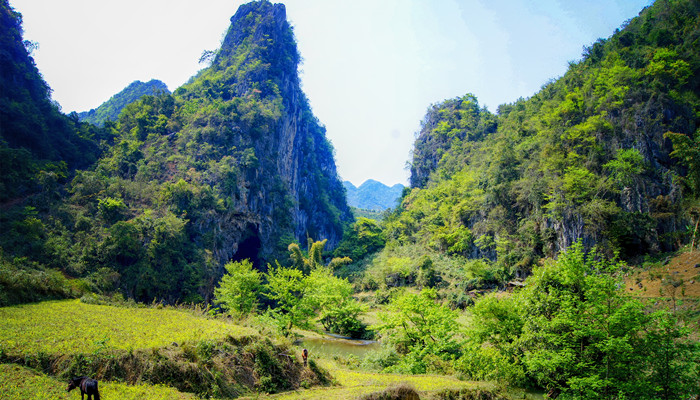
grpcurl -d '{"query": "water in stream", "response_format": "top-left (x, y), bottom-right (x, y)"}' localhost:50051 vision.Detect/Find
top-left (297, 335), bottom-right (380, 359)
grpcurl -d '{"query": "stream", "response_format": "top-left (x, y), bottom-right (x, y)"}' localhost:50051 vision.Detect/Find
top-left (296, 334), bottom-right (380, 359)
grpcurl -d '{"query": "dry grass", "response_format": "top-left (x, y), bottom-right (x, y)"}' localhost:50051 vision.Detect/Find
top-left (624, 251), bottom-right (700, 298)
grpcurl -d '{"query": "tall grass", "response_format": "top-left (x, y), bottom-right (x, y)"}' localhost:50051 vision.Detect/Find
top-left (0, 299), bottom-right (255, 355)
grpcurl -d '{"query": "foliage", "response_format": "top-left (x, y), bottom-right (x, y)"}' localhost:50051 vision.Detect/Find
top-left (373, 288), bottom-right (461, 374)
top-left (210, 239), bottom-right (364, 336)
top-left (0, 250), bottom-right (83, 306)
top-left (334, 218), bottom-right (386, 262)
top-left (77, 79), bottom-right (170, 126)
top-left (262, 240), bottom-right (364, 336)
top-left (399, 0), bottom-right (700, 272)
top-left (264, 262), bottom-right (315, 332)
top-left (214, 259), bottom-right (262, 315)
top-left (464, 242), bottom-right (699, 399)
top-left (306, 267), bottom-right (368, 337)
top-left (665, 128), bottom-right (700, 249)
top-left (410, 94), bottom-right (497, 188)
top-left (0, 0), bottom-right (351, 305)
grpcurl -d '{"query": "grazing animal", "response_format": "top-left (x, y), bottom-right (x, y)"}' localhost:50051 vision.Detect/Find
top-left (302, 348), bottom-right (308, 366)
top-left (67, 376), bottom-right (100, 400)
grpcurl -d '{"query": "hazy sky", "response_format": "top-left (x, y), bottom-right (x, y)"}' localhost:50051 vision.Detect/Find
top-left (11, 0), bottom-right (652, 186)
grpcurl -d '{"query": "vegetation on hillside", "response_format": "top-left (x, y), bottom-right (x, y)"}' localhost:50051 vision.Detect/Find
top-left (331, 1), bottom-right (700, 397)
top-left (1, 0), bottom-right (699, 398)
top-left (0, 0), bottom-right (350, 304)
top-left (77, 79), bottom-right (170, 126)
top-left (0, 1), bottom-right (106, 203)
top-left (360, 243), bottom-right (698, 399)
top-left (386, 0), bottom-right (700, 285)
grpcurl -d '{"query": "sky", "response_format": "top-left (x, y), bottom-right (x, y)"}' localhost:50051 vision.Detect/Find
top-left (10, 0), bottom-right (653, 187)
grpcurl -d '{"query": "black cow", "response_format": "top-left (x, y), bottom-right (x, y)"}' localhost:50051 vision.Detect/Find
top-left (67, 376), bottom-right (100, 400)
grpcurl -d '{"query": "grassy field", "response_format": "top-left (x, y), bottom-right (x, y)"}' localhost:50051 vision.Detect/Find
top-left (0, 299), bottom-right (256, 355)
top-left (0, 363), bottom-right (198, 400)
top-left (239, 365), bottom-right (482, 400)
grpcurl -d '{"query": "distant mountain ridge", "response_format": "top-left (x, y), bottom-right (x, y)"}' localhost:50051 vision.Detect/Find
top-left (78, 79), bottom-right (170, 126)
top-left (343, 179), bottom-right (404, 210)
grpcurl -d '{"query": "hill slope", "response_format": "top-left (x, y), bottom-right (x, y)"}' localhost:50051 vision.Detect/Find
top-left (394, 0), bottom-right (699, 274)
top-left (0, 0), bottom-right (103, 202)
top-left (0, 0), bottom-right (351, 303)
top-left (77, 79), bottom-right (170, 126)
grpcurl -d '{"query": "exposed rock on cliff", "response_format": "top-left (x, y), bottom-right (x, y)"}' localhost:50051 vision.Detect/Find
top-left (0, 0), bottom-right (351, 303)
top-left (171, 1), bottom-right (351, 264)
top-left (402, 0), bottom-right (699, 268)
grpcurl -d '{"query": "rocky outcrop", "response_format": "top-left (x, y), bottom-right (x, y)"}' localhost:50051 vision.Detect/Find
top-left (177, 1), bottom-right (351, 264)
top-left (403, 0), bottom-right (698, 265)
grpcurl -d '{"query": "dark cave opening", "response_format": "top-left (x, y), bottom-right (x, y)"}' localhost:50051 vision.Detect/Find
top-left (231, 226), bottom-right (262, 271)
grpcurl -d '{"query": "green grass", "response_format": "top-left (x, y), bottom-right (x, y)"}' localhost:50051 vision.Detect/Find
top-left (0, 363), bottom-right (198, 399)
top-left (0, 299), bottom-right (256, 355)
top-left (240, 364), bottom-right (480, 400)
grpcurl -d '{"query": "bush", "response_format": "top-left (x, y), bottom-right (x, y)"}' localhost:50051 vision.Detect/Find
top-left (358, 383), bottom-right (420, 400)
top-left (0, 253), bottom-right (79, 306)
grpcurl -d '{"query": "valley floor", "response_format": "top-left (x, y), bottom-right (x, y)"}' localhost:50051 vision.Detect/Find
top-left (2, 251), bottom-right (697, 399)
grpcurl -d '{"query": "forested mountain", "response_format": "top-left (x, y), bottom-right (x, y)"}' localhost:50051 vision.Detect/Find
top-left (392, 0), bottom-right (699, 273)
top-left (0, 1), bottom-right (104, 202)
top-left (0, 0), bottom-right (351, 304)
top-left (1, 0), bottom-right (698, 397)
top-left (77, 79), bottom-right (170, 126)
top-left (343, 180), bottom-right (404, 211)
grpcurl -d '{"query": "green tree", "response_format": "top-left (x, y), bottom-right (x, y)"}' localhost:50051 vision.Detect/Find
top-left (289, 238), bottom-right (351, 272)
top-left (214, 259), bottom-right (261, 316)
top-left (305, 267), bottom-right (366, 337)
top-left (603, 148), bottom-right (645, 189)
top-left (97, 196), bottom-right (127, 224)
top-left (643, 310), bottom-right (699, 400)
top-left (334, 218), bottom-right (386, 261)
top-left (373, 288), bottom-right (461, 373)
top-left (263, 262), bottom-right (314, 333)
top-left (462, 293), bottom-right (525, 384)
top-left (465, 242), bottom-right (699, 398)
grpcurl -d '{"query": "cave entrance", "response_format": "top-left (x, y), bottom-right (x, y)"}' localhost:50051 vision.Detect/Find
top-left (231, 225), bottom-right (262, 271)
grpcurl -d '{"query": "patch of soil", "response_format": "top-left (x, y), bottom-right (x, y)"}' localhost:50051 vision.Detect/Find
top-left (624, 251), bottom-right (700, 298)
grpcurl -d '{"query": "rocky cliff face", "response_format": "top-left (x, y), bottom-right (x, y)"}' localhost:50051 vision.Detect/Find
top-left (0, 0), bottom-right (351, 303)
top-left (172, 1), bottom-right (351, 265)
